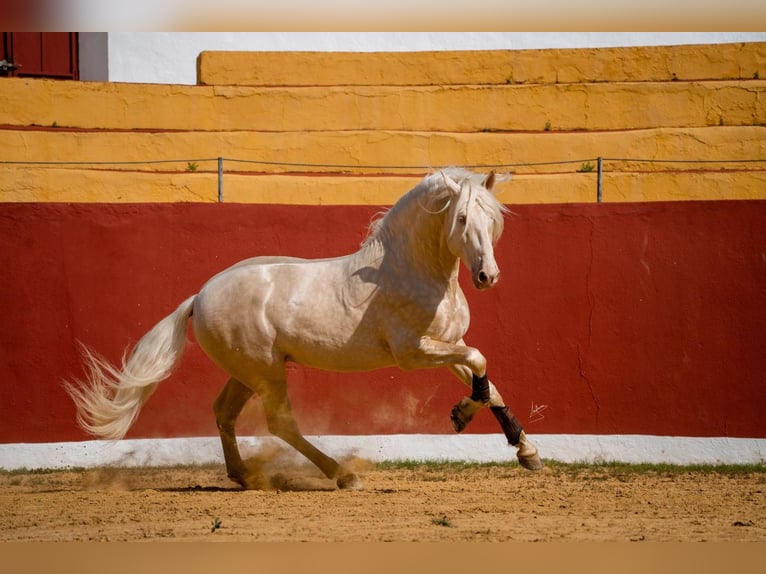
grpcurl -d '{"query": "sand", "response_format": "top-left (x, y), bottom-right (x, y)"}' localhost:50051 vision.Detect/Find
top-left (2, 457), bottom-right (764, 542)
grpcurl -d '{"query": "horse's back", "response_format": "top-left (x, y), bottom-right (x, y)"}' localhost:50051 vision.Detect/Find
top-left (193, 255), bottom-right (333, 333)
top-left (191, 253), bottom-right (391, 376)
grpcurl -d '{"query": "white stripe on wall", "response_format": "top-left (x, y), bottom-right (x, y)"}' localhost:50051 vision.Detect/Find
top-left (1, 434), bottom-right (764, 470)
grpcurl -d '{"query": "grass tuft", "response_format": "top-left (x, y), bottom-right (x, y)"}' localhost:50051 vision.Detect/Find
top-left (431, 515), bottom-right (453, 527)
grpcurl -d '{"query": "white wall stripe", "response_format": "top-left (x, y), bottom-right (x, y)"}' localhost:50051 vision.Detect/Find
top-left (1, 434), bottom-right (764, 470)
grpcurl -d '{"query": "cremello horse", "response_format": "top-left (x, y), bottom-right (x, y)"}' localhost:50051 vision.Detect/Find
top-left (66, 168), bottom-right (543, 490)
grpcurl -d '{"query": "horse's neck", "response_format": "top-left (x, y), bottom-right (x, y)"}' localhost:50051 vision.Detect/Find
top-left (372, 200), bottom-right (459, 286)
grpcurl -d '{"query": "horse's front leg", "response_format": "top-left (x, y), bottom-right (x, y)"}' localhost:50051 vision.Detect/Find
top-left (392, 335), bottom-right (489, 375)
top-left (449, 364), bottom-right (542, 470)
top-left (391, 335), bottom-right (488, 428)
top-left (448, 364), bottom-right (493, 432)
top-left (391, 336), bottom-right (542, 470)
top-left (396, 336), bottom-right (494, 431)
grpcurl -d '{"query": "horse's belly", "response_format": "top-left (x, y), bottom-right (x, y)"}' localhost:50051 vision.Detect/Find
top-left (276, 312), bottom-right (396, 373)
top-left (289, 345), bottom-right (396, 373)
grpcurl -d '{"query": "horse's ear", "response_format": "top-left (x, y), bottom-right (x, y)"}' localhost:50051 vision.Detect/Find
top-left (484, 170), bottom-right (496, 192)
top-left (441, 172), bottom-right (461, 196)
top-left (485, 171), bottom-right (512, 194)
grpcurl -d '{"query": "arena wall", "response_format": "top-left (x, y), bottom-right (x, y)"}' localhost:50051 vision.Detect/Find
top-left (1, 42), bottom-right (765, 466)
top-left (1, 200), bottom-right (764, 447)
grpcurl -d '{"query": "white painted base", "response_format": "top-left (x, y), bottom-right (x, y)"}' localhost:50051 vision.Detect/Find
top-left (1, 434), bottom-right (764, 471)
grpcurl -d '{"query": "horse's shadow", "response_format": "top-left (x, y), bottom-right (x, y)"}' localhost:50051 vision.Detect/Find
top-left (158, 473), bottom-right (339, 493)
top-left (158, 485), bottom-right (240, 493)
top-left (76, 460), bottom-right (340, 493)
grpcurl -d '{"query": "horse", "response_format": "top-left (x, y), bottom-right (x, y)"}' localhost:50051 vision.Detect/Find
top-left (65, 167), bottom-right (543, 490)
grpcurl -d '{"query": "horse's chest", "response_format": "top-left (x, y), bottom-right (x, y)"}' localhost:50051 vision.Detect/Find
top-left (379, 279), bottom-right (469, 344)
top-left (427, 289), bottom-right (470, 343)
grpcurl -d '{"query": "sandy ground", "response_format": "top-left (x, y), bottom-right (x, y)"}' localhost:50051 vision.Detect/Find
top-left (2, 458), bottom-right (764, 542)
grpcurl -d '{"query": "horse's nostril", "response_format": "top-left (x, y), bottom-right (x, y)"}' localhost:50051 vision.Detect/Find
top-left (478, 271), bottom-right (488, 284)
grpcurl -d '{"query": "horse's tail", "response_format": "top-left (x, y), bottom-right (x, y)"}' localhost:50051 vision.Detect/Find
top-left (65, 295), bottom-right (196, 441)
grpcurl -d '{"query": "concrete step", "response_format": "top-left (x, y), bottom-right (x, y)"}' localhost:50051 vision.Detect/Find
top-left (2, 165), bottom-right (764, 204)
top-left (197, 43), bottom-right (766, 86)
top-left (3, 78), bottom-right (764, 132)
top-left (3, 126), bottom-right (764, 174)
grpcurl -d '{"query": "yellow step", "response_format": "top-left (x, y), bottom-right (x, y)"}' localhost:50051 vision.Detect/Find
top-left (603, 170), bottom-right (766, 203)
top-left (2, 126), bottom-right (764, 175)
top-left (198, 43), bottom-right (766, 86)
top-left (2, 166), bottom-right (764, 204)
top-left (3, 78), bottom-right (764, 132)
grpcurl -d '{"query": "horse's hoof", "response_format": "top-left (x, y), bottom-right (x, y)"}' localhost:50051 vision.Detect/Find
top-left (336, 473), bottom-right (364, 491)
top-left (450, 404), bottom-right (468, 433)
top-left (450, 397), bottom-right (485, 433)
top-left (517, 451), bottom-right (544, 471)
top-left (228, 471), bottom-right (266, 490)
top-left (228, 472), bottom-right (247, 488)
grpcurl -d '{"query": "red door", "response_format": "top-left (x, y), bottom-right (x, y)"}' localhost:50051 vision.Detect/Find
top-left (1, 33), bottom-right (79, 79)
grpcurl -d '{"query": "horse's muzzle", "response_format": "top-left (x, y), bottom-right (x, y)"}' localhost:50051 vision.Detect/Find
top-left (474, 268), bottom-right (500, 290)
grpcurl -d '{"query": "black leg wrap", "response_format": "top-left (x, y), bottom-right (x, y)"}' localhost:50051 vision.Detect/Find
top-left (470, 373), bottom-right (490, 403)
top-left (490, 406), bottom-right (523, 446)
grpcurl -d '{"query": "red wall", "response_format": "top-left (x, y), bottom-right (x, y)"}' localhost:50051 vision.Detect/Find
top-left (1, 201), bottom-right (764, 443)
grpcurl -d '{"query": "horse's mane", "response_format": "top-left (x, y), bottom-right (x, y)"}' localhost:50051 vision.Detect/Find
top-left (362, 168), bottom-right (508, 247)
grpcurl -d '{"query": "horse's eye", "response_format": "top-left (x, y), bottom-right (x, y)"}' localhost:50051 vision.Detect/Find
top-left (457, 214), bottom-right (467, 225)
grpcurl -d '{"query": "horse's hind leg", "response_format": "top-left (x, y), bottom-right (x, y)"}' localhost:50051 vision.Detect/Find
top-left (449, 365), bottom-right (543, 471)
top-left (257, 377), bottom-right (362, 490)
top-left (213, 378), bottom-right (258, 488)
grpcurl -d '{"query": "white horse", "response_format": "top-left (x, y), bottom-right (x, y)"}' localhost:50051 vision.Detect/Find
top-left (66, 168), bottom-right (543, 490)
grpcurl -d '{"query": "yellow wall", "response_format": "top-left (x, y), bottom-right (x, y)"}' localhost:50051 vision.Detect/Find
top-left (3, 127), bottom-right (764, 174)
top-left (198, 43), bottom-right (766, 86)
top-left (4, 166), bottom-right (764, 205)
top-left (1, 43), bottom-right (764, 204)
top-left (2, 77), bottom-right (763, 132)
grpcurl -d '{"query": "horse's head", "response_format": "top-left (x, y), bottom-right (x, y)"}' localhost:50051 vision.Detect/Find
top-left (440, 170), bottom-right (507, 290)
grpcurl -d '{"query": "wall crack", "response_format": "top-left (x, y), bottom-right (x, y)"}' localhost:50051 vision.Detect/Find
top-left (579, 215), bottom-right (600, 427)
